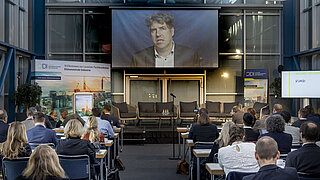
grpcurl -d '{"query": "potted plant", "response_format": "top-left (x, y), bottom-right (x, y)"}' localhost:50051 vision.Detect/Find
top-left (14, 83), bottom-right (42, 120)
top-left (270, 77), bottom-right (281, 98)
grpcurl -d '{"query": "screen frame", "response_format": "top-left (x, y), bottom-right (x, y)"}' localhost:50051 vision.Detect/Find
top-left (73, 92), bottom-right (94, 115)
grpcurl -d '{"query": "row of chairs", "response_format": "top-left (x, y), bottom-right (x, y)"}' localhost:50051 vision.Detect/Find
top-left (2, 155), bottom-right (90, 180)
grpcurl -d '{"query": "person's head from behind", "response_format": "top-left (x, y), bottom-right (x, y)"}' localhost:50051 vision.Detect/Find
top-left (300, 122), bottom-right (319, 143)
top-left (266, 115), bottom-right (285, 133)
top-left (255, 136), bottom-right (280, 167)
top-left (84, 116), bottom-right (100, 143)
top-left (145, 12), bottom-right (174, 52)
top-left (260, 107), bottom-right (270, 119)
top-left (298, 108), bottom-right (309, 119)
top-left (60, 109), bottom-right (68, 119)
top-left (33, 112), bottom-right (45, 125)
top-left (64, 119), bottom-right (83, 138)
top-left (243, 113), bottom-right (255, 127)
top-left (217, 121), bottom-right (234, 147)
top-left (92, 107), bottom-right (101, 117)
top-left (104, 104), bottom-right (112, 114)
top-left (199, 108), bottom-right (208, 116)
top-left (23, 144), bottom-right (66, 179)
top-left (228, 125), bottom-right (245, 145)
top-left (246, 108), bottom-right (256, 119)
top-left (280, 111), bottom-right (291, 124)
top-left (27, 107), bottom-right (37, 118)
top-left (0, 122), bottom-right (28, 159)
top-left (198, 113), bottom-right (209, 125)
top-left (0, 109), bottom-right (8, 123)
top-left (232, 105), bottom-right (240, 114)
top-left (273, 104), bottom-right (282, 113)
top-left (49, 110), bottom-right (58, 120)
top-left (304, 105), bottom-right (315, 115)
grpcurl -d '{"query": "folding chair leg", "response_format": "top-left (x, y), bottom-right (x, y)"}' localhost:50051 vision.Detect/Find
top-left (159, 119), bottom-right (162, 129)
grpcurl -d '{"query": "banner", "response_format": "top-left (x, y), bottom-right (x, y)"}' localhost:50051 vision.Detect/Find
top-left (244, 69), bottom-right (268, 106)
top-left (32, 60), bottom-right (111, 114)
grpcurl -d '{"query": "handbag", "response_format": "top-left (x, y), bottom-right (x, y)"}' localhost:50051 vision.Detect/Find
top-left (115, 156), bottom-right (125, 171)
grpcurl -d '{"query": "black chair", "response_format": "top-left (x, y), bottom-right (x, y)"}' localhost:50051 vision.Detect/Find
top-left (58, 154), bottom-right (91, 180)
top-left (2, 157), bottom-right (29, 180)
top-left (226, 171), bottom-right (256, 180)
top-left (179, 101), bottom-right (198, 125)
top-left (29, 143), bottom-right (55, 150)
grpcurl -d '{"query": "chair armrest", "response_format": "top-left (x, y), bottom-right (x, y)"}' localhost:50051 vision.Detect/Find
top-left (111, 104), bottom-right (121, 119)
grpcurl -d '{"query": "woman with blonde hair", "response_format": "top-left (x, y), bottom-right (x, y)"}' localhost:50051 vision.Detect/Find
top-left (0, 122), bottom-right (31, 159)
top-left (56, 119), bottom-right (96, 164)
top-left (82, 116), bottom-right (104, 143)
top-left (16, 145), bottom-right (68, 180)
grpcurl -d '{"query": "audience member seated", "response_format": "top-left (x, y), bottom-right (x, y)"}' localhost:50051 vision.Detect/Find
top-left (101, 104), bottom-right (120, 128)
top-left (232, 105), bottom-right (244, 124)
top-left (35, 105), bottom-right (54, 129)
top-left (292, 108), bottom-right (308, 128)
top-left (243, 136), bottom-right (299, 180)
top-left (259, 115), bottom-right (292, 154)
top-left (82, 116), bottom-right (105, 143)
top-left (16, 145), bottom-right (68, 180)
top-left (272, 104), bottom-right (282, 115)
top-left (85, 107), bottom-right (114, 139)
top-left (243, 113), bottom-right (260, 142)
top-left (218, 125), bottom-right (259, 176)
top-left (246, 108), bottom-right (258, 122)
top-left (60, 109), bottom-right (85, 127)
top-left (281, 111), bottom-right (300, 144)
top-left (22, 107), bottom-right (37, 131)
top-left (56, 119), bottom-right (97, 164)
top-left (27, 113), bottom-right (58, 146)
top-left (0, 109), bottom-right (9, 143)
top-left (188, 113), bottom-right (219, 143)
top-left (304, 105), bottom-right (320, 126)
top-left (207, 121), bottom-right (235, 162)
top-left (0, 122), bottom-right (32, 159)
top-left (285, 122), bottom-right (320, 178)
top-left (253, 107), bottom-right (270, 131)
top-left (188, 108), bottom-right (208, 139)
top-left (48, 110), bottom-right (61, 128)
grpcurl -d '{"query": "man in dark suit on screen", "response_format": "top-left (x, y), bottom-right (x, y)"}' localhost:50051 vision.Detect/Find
top-left (285, 121), bottom-right (320, 178)
top-left (243, 136), bottom-right (299, 180)
top-left (131, 12), bottom-right (199, 68)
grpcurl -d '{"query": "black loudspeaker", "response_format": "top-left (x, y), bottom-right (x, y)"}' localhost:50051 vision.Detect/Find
top-left (278, 65), bottom-right (284, 73)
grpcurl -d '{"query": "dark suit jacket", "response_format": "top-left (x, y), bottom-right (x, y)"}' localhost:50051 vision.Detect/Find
top-left (292, 119), bottom-right (308, 128)
top-left (244, 127), bottom-right (260, 142)
top-left (131, 44), bottom-right (199, 67)
top-left (190, 124), bottom-right (219, 142)
top-left (56, 138), bottom-right (97, 164)
top-left (0, 121), bottom-right (9, 143)
top-left (259, 132), bottom-right (292, 154)
top-left (15, 176), bottom-right (69, 180)
top-left (285, 143), bottom-right (320, 178)
top-left (101, 114), bottom-right (120, 128)
top-left (62, 113), bottom-right (85, 127)
top-left (26, 125), bottom-right (58, 145)
top-left (243, 164), bottom-right (299, 180)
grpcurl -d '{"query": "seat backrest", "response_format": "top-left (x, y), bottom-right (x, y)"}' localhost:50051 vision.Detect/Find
top-left (226, 171), bottom-right (256, 180)
top-left (194, 142), bottom-right (215, 149)
top-left (206, 101), bottom-right (221, 113)
top-left (2, 157), bottom-right (29, 180)
top-left (253, 102), bottom-right (268, 113)
top-left (223, 102), bottom-right (237, 114)
top-left (112, 102), bottom-right (128, 113)
top-left (180, 101), bottom-right (197, 113)
top-left (58, 154), bottom-right (90, 179)
top-left (138, 102), bottom-right (156, 114)
top-left (156, 102), bottom-right (174, 113)
top-left (29, 143), bottom-right (55, 150)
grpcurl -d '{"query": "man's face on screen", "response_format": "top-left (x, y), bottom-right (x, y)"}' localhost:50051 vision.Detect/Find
top-left (150, 22), bottom-right (174, 50)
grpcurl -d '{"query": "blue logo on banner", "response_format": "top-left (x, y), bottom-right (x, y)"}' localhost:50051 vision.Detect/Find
top-left (245, 69), bottom-right (268, 79)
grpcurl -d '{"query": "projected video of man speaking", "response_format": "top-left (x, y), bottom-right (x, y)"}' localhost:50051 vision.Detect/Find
top-left (112, 10), bottom-right (218, 68)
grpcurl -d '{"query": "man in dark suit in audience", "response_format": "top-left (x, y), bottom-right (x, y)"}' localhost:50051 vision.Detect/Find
top-left (101, 104), bottom-right (120, 128)
top-left (243, 113), bottom-right (260, 142)
top-left (272, 104), bottom-right (282, 115)
top-left (27, 112), bottom-right (58, 146)
top-left (285, 122), bottom-right (320, 178)
top-left (35, 105), bottom-right (54, 129)
top-left (0, 109), bottom-right (9, 143)
top-left (243, 136), bottom-right (299, 180)
top-left (292, 108), bottom-right (309, 128)
top-left (60, 109), bottom-right (85, 127)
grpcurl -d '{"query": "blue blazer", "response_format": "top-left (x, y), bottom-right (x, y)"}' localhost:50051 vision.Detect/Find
top-left (243, 164), bottom-right (299, 180)
top-left (0, 121), bottom-right (9, 143)
top-left (27, 125), bottom-right (58, 145)
top-left (101, 114), bottom-right (120, 128)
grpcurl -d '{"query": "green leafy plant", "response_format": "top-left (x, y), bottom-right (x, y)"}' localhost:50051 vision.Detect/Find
top-left (14, 83), bottom-right (42, 111)
top-left (270, 77), bottom-right (281, 98)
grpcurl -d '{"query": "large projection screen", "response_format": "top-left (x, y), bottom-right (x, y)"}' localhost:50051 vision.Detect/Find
top-left (282, 71), bottom-right (320, 98)
top-left (112, 9), bottom-right (218, 68)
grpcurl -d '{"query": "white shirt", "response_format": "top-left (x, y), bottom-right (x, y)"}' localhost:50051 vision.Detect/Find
top-left (218, 141), bottom-right (259, 176)
top-left (154, 43), bottom-right (175, 67)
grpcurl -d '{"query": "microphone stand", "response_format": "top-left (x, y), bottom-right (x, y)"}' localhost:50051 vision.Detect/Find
top-left (168, 94), bottom-right (179, 160)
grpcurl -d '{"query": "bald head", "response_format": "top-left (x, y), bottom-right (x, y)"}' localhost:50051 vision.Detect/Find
top-left (300, 122), bottom-right (319, 142)
top-left (0, 109), bottom-right (8, 123)
top-left (256, 136), bottom-right (278, 160)
top-left (273, 104), bottom-right (282, 113)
